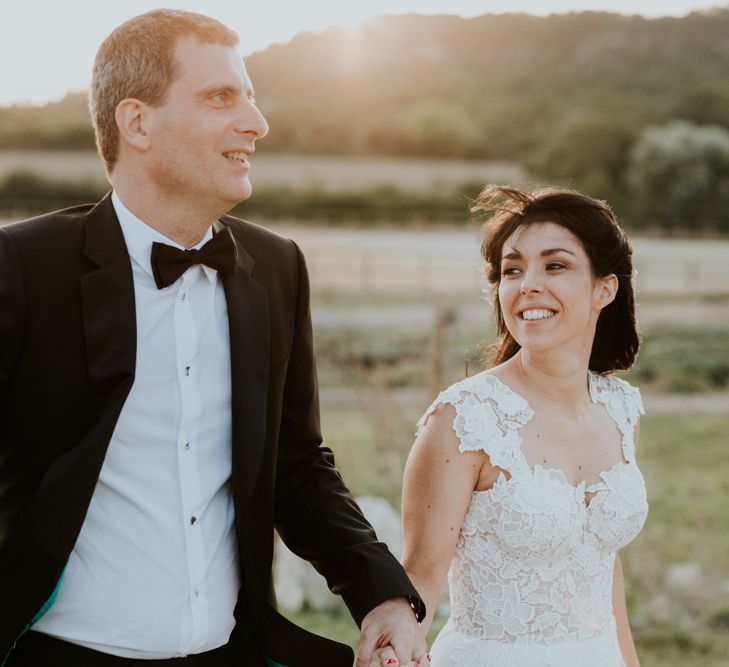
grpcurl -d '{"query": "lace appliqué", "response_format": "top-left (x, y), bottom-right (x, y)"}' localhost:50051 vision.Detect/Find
top-left (417, 374), bottom-right (534, 478)
top-left (589, 373), bottom-right (645, 462)
top-left (419, 371), bottom-right (649, 663)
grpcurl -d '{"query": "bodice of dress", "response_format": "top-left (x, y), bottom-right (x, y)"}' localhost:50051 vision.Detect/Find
top-left (417, 371), bottom-right (648, 646)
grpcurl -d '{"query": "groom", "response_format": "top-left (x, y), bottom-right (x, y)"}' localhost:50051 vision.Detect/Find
top-left (0, 9), bottom-right (425, 667)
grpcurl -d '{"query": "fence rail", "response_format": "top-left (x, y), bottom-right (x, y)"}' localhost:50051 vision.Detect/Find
top-left (288, 228), bottom-right (729, 296)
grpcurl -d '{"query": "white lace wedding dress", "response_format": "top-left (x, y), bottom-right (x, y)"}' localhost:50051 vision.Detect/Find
top-left (418, 371), bottom-right (648, 667)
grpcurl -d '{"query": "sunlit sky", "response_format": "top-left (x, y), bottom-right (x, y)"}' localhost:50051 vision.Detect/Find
top-left (1, 0), bottom-right (723, 106)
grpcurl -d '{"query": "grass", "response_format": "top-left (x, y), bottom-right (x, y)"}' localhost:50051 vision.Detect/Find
top-left (313, 321), bottom-right (729, 395)
top-left (280, 411), bottom-right (729, 665)
top-left (628, 417), bottom-right (729, 596)
top-left (0, 150), bottom-right (524, 192)
top-left (312, 287), bottom-right (481, 308)
top-left (0, 150), bottom-right (107, 183)
top-left (627, 415), bottom-right (729, 665)
top-left (314, 320), bottom-right (489, 393)
top-left (0, 151), bottom-right (521, 224)
top-left (311, 287), bottom-right (729, 309)
top-left (629, 326), bottom-right (729, 393)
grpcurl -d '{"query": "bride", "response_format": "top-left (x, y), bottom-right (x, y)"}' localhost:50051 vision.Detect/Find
top-left (400, 186), bottom-right (647, 666)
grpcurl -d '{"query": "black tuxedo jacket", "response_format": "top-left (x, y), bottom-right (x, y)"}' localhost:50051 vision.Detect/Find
top-left (0, 194), bottom-right (421, 666)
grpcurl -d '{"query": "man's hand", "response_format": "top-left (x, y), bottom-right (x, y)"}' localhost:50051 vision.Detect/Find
top-left (356, 597), bottom-right (429, 667)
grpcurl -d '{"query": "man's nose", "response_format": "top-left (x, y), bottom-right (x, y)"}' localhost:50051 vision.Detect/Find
top-left (234, 101), bottom-right (269, 140)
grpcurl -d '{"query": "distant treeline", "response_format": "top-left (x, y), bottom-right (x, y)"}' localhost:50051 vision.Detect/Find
top-left (0, 171), bottom-right (482, 226)
top-left (2, 164), bottom-right (726, 235)
top-left (2, 10), bottom-right (729, 232)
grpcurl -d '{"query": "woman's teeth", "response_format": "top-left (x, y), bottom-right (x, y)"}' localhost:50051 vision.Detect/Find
top-left (521, 309), bottom-right (555, 321)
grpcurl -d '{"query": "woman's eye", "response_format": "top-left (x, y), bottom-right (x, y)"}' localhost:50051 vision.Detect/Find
top-left (502, 266), bottom-right (521, 276)
top-left (546, 262), bottom-right (566, 271)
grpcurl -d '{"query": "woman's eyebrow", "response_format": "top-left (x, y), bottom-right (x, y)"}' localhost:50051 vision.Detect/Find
top-left (541, 247), bottom-right (576, 257)
top-left (502, 247), bottom-right (576, 260)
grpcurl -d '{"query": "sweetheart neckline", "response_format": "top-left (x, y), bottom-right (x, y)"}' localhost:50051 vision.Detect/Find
top-left (473, 371), bottom-right (635, 508)
top-left (471, 458), bottom-right (637, 509)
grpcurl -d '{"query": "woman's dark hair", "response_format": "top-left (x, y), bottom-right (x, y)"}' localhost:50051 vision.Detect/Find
top-left (474, 185), bottom-right (639, 372)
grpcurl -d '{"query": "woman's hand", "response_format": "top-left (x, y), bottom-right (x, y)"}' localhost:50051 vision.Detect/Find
top-left (356, 597), bottom-right (428, 667)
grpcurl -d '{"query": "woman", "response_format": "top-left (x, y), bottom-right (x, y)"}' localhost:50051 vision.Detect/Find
top-left (401, 186), bottom-right (648, 666)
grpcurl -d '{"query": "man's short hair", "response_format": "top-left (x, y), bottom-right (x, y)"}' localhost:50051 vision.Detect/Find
top-left (89, 9), bottom-right (238, 174)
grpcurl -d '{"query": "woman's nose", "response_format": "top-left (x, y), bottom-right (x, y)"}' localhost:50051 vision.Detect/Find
top-left (520, 271), bottom-right (544, 294)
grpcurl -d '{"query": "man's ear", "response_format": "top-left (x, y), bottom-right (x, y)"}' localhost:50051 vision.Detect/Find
top-left (115, 98), bottom-right (151, 152)
top-left (596, 273), bottom-right (618, 310)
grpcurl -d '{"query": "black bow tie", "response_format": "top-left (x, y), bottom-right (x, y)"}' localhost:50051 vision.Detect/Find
top-left (151, 227), bottom-right (238, 289)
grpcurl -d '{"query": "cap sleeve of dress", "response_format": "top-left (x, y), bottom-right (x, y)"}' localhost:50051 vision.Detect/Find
top-left (416, 373), bottom-right (534, 477)
top-left (589, 372), bottom-right (644, 462)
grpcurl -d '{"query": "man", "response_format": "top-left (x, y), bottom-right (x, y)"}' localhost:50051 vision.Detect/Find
top-left (0, 10), bottom-right (426, 667)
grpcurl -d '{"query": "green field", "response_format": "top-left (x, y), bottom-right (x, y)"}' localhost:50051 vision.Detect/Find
top-left (282, 410), bottom-right (729, 666)
top-left (0, 151), bottom-right (530, 226)
top-left (0, 150), bottom-right (524, 193)
top-left (313, 319), bottom-right (729, 396)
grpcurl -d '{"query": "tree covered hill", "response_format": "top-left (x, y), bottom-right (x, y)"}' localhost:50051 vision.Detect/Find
top-left (3, 10), bottom-right (729, 231)
top-left (246, 9), bottom-right (729, 160)
top-left (1, 9), bottom-right (727, 160)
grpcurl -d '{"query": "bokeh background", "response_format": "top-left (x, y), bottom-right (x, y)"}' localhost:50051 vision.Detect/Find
top-left (1, 2), bottom-right (728, 665)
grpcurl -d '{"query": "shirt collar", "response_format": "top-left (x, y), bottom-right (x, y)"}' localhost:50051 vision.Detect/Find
top-left (111, 191), bottom-right (218, 285)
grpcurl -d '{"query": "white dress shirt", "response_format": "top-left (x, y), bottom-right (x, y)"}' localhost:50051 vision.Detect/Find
top-left (34, 192), bottom-right (241, 658)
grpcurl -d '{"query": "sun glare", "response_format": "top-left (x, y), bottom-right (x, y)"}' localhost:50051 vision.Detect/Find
top-left (332, 24), bottom-right (369, 72)
top-left (0, 0), bottom-right (720, 106)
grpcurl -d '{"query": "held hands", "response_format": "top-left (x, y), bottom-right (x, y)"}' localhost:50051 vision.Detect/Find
top-left (356, 597), bottom-right (430, 667)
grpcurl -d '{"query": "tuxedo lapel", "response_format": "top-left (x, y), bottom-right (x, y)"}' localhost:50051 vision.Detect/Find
top-left (80, 193), bottom-right (137, 414)
top-left (20, 194), bottom-right (137, 559)
top-left (220, 225), bottom-right (271, 514)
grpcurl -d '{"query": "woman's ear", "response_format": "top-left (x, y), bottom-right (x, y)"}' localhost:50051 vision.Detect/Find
top-left (115, 98), bottom-right (151, 153)
top-left (596, 273), bottom-right (618, 310)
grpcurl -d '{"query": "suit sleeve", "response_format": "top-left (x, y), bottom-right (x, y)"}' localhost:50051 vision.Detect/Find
top-left (0, 228), bottom-right (27, 547)
top-left (273, 241), bottom-right (425, 626)
top-left (0, 228), bottom-right (25, 390)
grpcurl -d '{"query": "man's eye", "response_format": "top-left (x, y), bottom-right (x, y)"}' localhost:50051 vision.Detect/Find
top-left (211, 93), bottom-right (229, 104)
